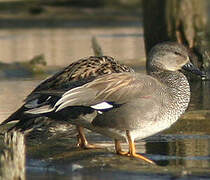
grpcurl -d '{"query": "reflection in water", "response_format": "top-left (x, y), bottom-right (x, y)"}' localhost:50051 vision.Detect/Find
top-left (189, 81), bottom-right (210, 110)
top-left (146, 134), bottom-right (210, 168)
top-left (201, 81), bottom-right (210, 109)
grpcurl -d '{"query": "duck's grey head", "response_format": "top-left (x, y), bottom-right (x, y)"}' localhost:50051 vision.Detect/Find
top-left (147, 42), bottom-right (204, 76)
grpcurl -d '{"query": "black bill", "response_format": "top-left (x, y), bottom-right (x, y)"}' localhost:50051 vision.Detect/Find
top-left (182, 61), bottom-right (206, 78)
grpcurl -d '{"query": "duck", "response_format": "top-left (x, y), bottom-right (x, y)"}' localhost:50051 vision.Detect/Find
top-left (0, 42), bottom-right (203, 164)
top-left (1, 56), bottom-right (133, 146)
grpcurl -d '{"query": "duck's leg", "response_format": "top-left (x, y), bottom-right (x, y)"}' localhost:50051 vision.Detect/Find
top-left (76, 126), bottom-right (102, 149)
top-left (114, 131), bottom-right (154, 164)
top-left (126, 130), bottom-right (155, 164)
top-left (114, 139), bottom-right (128, 155)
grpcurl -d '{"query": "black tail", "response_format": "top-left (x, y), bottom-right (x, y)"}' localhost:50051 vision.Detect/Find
top-left (7, 116), bottom-right (36, 132)
top-left (0, 105), bottom-right (27, 126)
top-left (1, 105), bottom-right (43, 132)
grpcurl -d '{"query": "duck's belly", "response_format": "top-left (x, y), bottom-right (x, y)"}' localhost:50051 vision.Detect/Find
top-left (70, 111), bottom-right (176, 142)
top-left (68, 112), bottom-right (126, 141)
top-left (129, 118), bottom-right (175, 140)
top-left (94, 118), bottom-right (174, 141)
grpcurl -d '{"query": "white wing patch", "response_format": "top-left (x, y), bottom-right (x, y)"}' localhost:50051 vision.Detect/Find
top-left (91, 102), bottom-right (113, 110)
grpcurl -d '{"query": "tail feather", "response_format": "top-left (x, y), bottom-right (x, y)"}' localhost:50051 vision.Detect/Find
top-left (1, 105), bottom-right (44, 132)
top-left (0, 105), bottom-right (27, 126)
top-left (7, 116), bottom-right (35, 132)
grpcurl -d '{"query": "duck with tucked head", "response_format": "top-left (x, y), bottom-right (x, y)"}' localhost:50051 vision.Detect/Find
top-left (1, 42), bottom-right (204, 164)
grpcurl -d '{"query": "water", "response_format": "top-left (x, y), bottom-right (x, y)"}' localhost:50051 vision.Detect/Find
top-left (0, 27), bottom-right (145, 66)
top-left (0, 26), bottom-right (210, 179)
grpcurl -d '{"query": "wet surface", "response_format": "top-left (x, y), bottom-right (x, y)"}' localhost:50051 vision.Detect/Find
top-left (25, 122), bottom-right (210, 179)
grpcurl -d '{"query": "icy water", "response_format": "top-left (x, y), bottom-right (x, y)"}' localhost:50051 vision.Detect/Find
top-left (0, 26), bottom-right (210, 179)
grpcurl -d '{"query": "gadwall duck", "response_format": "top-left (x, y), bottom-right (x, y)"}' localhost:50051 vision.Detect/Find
top-left (1, 56), bottom-right (133, 146)
top-left (1, 42), bottom-right (203, 164)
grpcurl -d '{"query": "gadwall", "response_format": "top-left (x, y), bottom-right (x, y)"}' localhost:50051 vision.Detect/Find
top-left (1, 56), bottom-right (133, 146)
top-left (1, 42), bottom-right (203, 164)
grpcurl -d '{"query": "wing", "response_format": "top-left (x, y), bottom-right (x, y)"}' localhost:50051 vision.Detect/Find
top-left (53, 72), bottom-right (161, 113)
top-left (24, 56), bottom-right (133, 110)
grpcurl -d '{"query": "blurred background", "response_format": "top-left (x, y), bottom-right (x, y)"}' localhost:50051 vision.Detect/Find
top-left (0, 0), bottom-right (210, 73)
top-left (0, 0), bottom-right (145, 68)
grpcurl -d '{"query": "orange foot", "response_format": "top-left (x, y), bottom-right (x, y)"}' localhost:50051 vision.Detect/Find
top-left (76, 126), bottom-right (103, 149)
top-left (76, 141), bottom-right (103, 149)
top-left (128, 152), bottom-right (155, 164)
top-left (116, 149), bottom-right (154, 164)
top-left (115, 133), bottom-right (155, 164)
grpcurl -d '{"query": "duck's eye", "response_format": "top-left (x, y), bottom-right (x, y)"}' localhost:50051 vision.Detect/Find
top-left (174, 51), bottom-right (182, 56)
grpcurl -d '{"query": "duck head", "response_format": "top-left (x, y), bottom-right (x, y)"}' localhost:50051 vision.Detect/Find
top-left (146, 42), bottom-right (205, 77)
